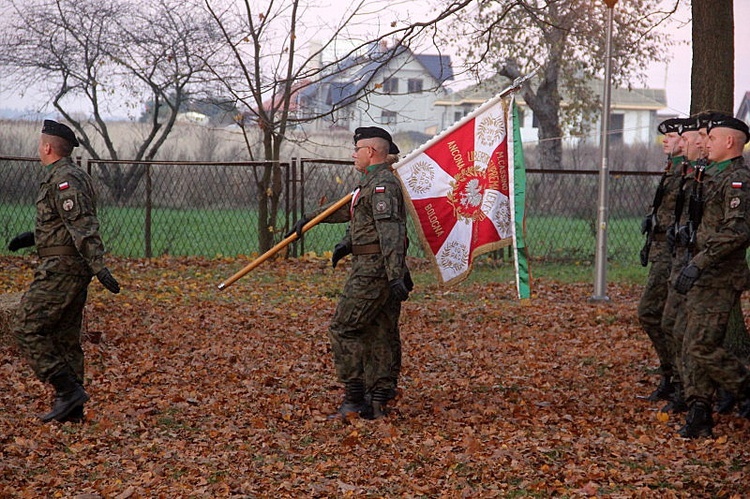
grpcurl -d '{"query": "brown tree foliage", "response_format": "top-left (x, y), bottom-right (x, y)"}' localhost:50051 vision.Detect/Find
top-left (1, 255), bottom-right (749, 497)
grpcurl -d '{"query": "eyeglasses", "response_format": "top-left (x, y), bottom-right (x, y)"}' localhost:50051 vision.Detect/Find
top-left (353, 145), bottom-right (372, 153)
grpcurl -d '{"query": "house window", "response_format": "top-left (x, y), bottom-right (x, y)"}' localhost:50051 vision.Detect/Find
top-left (454, 111), bottom-right (463, 123)
top-left (609, 113), bottom-right (624, 145)
top-left (382, 78), bottom-right (398, 94)
top-left (407, 78), bottom-right (423, 94)
top-left (532, 112), bottom-right (538, 129)
top-left (381, 110), bottom-right (397, 125)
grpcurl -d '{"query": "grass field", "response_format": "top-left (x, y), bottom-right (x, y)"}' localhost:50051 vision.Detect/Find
top-left (1, 203), bottom-right (649, 283)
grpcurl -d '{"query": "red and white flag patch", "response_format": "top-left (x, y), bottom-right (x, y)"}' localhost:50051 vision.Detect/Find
top-left (375, 186), bottom-right (386, 193)
top-left (58, 181), bottom-right (70, 191)
top-left (732, 181), bottom-right (743, 189)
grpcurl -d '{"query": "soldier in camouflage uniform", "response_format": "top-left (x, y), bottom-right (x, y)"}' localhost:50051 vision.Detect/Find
top-left (9, 120), bottom-right (120, 424)
top-left (288, 127), bottom-right (411, 419)
top-left (673, 115), bottom-right (750, 438)
top-left (658, 114), bottom-right (709, 414)
top-left (637, 118), bottom-right (685, 403)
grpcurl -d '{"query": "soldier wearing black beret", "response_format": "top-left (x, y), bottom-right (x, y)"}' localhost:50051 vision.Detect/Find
top-left (672, 114), bottom-right (750, 438)
top-left (286, 126), bottom-right (410, 419)
top-left (637, 117), bottom-right (687, 406)
top-left (9, 119), bottom-right (120, 423)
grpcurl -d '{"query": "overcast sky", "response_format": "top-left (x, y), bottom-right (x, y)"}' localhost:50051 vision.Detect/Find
top-left (644, 1), bottom-right (750, 116)
top-left (1, 0), bottom-right (748, 120)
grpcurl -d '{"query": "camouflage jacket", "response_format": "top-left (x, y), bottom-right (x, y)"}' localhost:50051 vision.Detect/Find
top-left (35, 157), bottom-right (107, 276)
top-left (307, 163), bottom-right (407, 282)
top-left (654, 156), bottom-right (685, 232)
top-left (691, 156), bottom-right (750, 289)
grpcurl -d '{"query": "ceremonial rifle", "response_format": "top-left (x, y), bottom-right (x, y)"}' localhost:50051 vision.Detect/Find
top-left (685, 159), bottom-right (707, 263)
top-left (669, 159), bottom-right (691, 256)
top-left (217, 192), bottom-right (353, 290)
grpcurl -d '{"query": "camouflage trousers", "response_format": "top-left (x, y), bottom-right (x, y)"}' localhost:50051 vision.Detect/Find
top-left (682, 285), bottom-right (750, 404)
top-left (328, 274), bottom-right (401, 392)
top-left (661, 252), bottom-right (690, 384)
top-left (637, 250), bottom-right (673, 375)
top-left (13, 269), bottom-right (90, 384)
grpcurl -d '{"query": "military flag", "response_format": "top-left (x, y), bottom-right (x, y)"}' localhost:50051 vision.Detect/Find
top-left (394, 93), bottom-right (530, 298)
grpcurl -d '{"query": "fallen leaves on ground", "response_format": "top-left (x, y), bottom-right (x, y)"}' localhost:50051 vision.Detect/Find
top-left (1, 255), bottom-right (748, 497)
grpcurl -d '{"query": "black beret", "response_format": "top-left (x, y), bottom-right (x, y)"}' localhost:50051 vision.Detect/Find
top-left (657, 118), bottom-right (684, 135)
top-left (707, 115), bottom-right (750, 144)
top-left (42, 120), bottom-right (79, 147)
top-left (354, 126), bottom-right (399, 154)
top-left (677, 114), bottom-right (710, 135)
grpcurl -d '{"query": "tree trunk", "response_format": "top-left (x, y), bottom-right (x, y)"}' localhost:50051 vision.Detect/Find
top-left (690, 0), bottom-right (734, 114)
top-left (690, 0), bottom-right (749, 360)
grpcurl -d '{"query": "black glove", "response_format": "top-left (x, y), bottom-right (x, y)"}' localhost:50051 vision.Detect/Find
top-left (676, 225), bottom-right (691, 247)
top-left (8, 231), bottom-right (35, 251)
top-left (284, 217), bottom-right (309, 239)
top-left (640, 215), bottom-right (653, 235)
top-left (389, 278), bottom-right (410, 302)
top-left (331, 242), bottom-right (352, 268)
top-left (674, 263), bottom-right (700, 294)
top-left (96, 268), bottom-right (121, 294)
top-left (404, 269), bottom-right (414, 292)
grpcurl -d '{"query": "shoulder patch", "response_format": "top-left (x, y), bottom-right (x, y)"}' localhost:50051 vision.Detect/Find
top-left (375, 186), bottom-right (386, 193)
top-left (58, 181), bottom-right (70, 191)
top-left (732, 181), bottom-right (743, 189)
top-left (62, 198), bottom-right (75, 211)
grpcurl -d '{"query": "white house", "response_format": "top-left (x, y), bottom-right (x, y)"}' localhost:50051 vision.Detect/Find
top-left (433, 75), bottom-right (667, 146)
top-left (736, 91), bottom-right (750, 124)
top-left (301, 43), bottom-right (454, 135)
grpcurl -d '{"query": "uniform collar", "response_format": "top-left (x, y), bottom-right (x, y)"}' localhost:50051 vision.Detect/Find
top-left (360, 162), bottom-right (388, 180)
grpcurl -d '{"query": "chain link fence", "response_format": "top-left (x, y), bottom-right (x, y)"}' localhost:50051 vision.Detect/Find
top-left (1, 155), bottom-right (660, 264)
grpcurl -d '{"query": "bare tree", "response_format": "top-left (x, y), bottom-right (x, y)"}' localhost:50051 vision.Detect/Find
top-left (450, 0), bottom-right (674, 169)
top-left (0, 0), bottom-right (218, 201)
top-left (200, 0), bottom-right (472, 252)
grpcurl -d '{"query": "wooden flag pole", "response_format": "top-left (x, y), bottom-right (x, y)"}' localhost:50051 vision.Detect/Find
top-left (217, 192), bottom-right (353, 290)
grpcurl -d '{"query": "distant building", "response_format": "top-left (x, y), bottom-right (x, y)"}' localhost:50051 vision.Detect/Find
top-left (300, 43), bottom-right (454, 135)
top-left (433, 75), bottom-right (667, 146)
top-left (736, 91), bottom-right (750, 124)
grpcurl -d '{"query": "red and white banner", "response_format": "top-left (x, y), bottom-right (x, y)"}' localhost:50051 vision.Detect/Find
top-left (395, 95), bottom-right (522, 286)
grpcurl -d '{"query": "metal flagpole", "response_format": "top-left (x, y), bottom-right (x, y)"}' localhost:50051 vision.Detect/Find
top-left (592, 0), bottom-right (618, 302)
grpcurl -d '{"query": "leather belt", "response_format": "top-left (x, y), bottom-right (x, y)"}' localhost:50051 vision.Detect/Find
top-left (351, 243), bottom-right (381, 255)
top-left (38, 246), bottom-right (78, 257)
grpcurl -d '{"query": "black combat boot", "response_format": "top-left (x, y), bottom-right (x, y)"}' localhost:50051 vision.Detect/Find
top-left (40, 370), bottom-right (89, 423)
top-left (678, 401), bottom-right (714, 439)
top-left (647, 374), bottom-right (675, 402)
top-left (714, 388), bottom-right (736, 415)
top-left (737, 385), bottom-right (750, 419)
top-left (370, 388), bottom-right (395, 419)
top-left (58, 404), bottom-right (85, 423)
top-left (660, 381), bottom-right (688, 414)
top-left (332, 380), bottom-right (372, 420)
